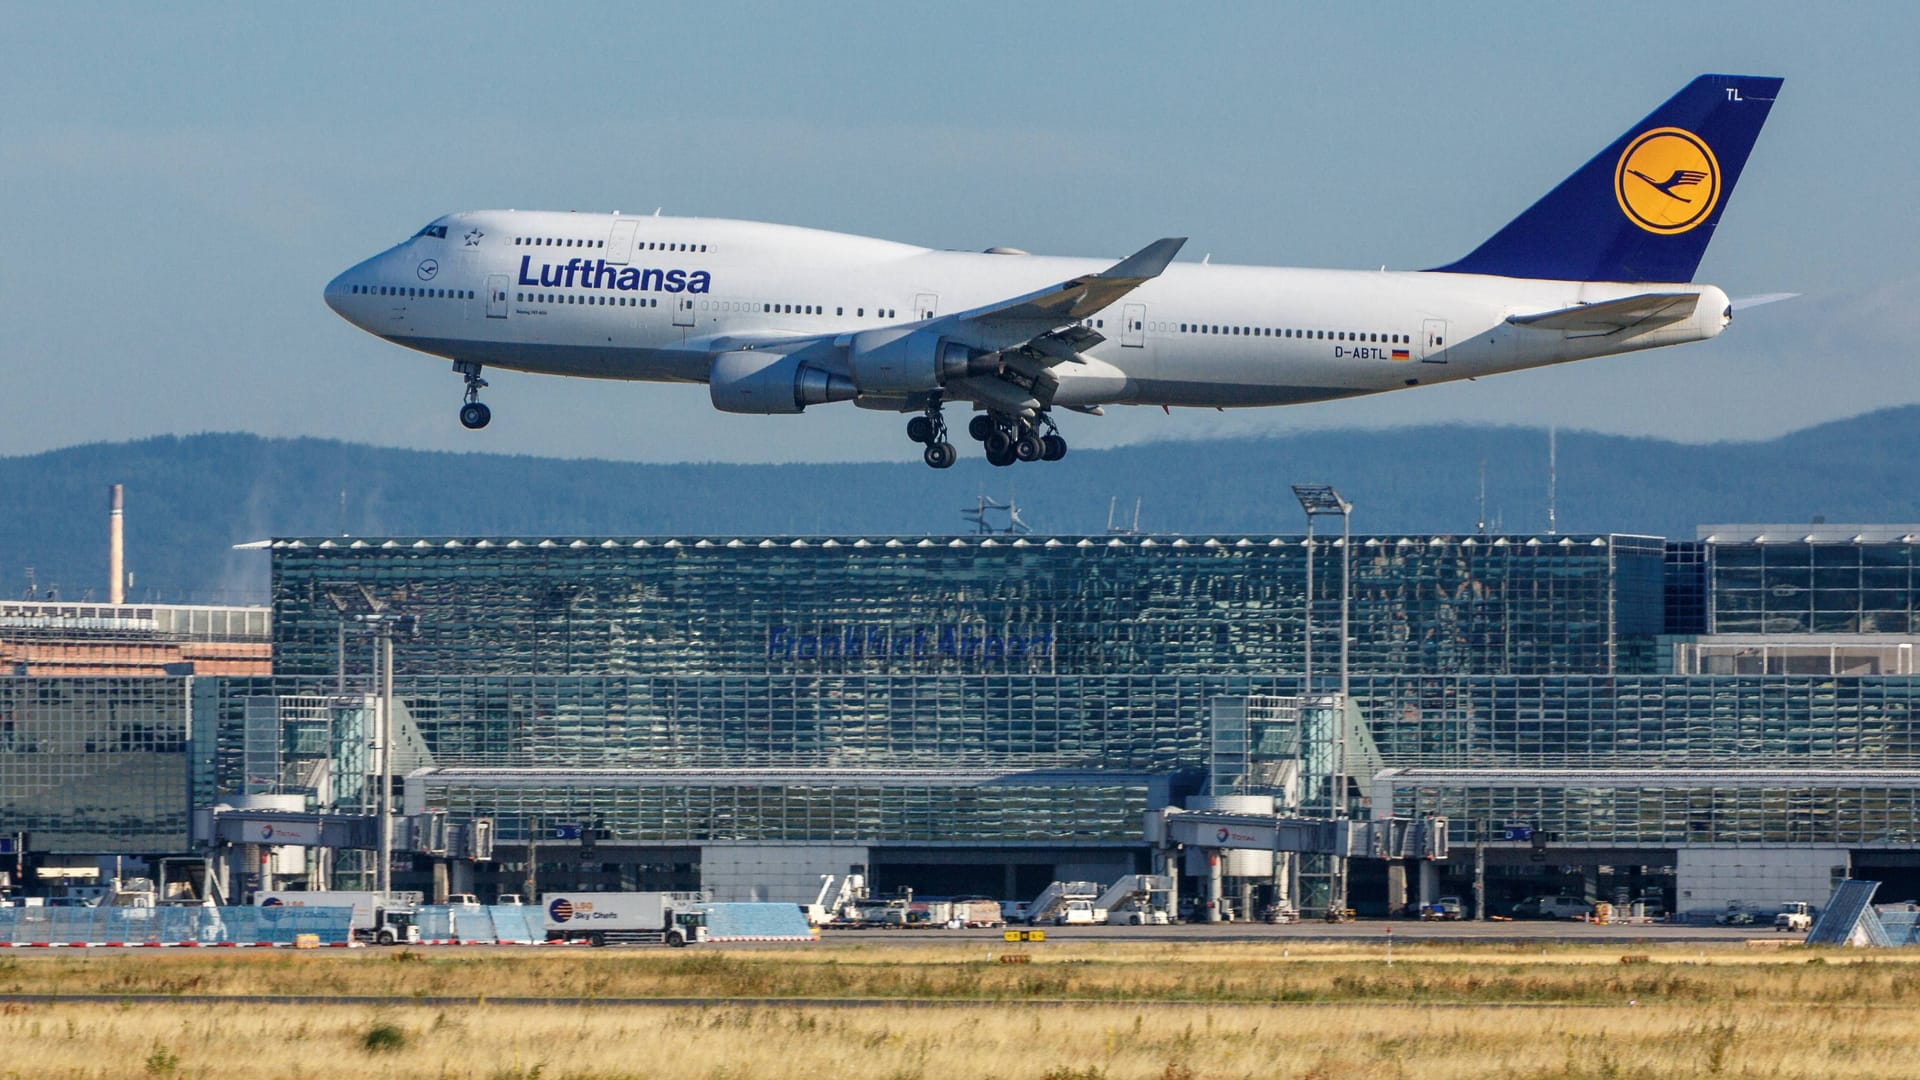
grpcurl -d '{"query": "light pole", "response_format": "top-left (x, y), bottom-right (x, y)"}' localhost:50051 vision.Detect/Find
top-left (1292, 484), bottom-right (1354, 916)
top-left (352, 612), bottom-right (414, 898)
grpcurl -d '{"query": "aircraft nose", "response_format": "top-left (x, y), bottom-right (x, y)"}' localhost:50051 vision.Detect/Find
top-left (323, 270), bottom-right (350, 318)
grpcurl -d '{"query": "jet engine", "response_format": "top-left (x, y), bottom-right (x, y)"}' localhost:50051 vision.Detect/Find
top-left (847, 328), bottom-right (998, 394)
top-left (708, 351), bottom-right (856, 414)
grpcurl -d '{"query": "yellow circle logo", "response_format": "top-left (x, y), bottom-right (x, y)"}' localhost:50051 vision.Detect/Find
top-left (1614, 127), bottom-right (1720, 234)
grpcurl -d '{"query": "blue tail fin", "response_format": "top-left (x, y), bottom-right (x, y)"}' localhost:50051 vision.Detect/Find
top-left (1430, 74), bottom-right (1782, 283)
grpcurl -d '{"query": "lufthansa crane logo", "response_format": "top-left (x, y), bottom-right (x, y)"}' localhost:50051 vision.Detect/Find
top-left (1614, 127), bottom-right (1720, 235)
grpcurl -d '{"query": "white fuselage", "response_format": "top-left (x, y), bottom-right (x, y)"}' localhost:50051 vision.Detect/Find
top-left (325, 210), bottom-right (1729, 411)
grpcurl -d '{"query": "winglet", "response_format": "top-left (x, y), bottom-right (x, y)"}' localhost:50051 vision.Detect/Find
top-left (1100, 237), bottom-right (1186, 281)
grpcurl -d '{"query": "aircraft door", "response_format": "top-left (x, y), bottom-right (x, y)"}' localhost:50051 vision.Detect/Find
top-left (606, 219), bottom-right (638, 265)
top-left (673, 297), bottom-right (696, 327)
top-left (486, 274), bottom-right (509, 319)
top-left (914, 293), bottom-right (938, 320)
top-left (1121, 303), bottom-right (1146, 347)
top-left (1420, 319), bottom-right (1448, 363)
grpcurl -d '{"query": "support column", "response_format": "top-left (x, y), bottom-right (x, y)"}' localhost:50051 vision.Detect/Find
top-left (432, 861), bottom-right (449, 904)
top-left (1162, 848), bottom-right (1180, 923)
top-left (1473, 845), bottom-right (1487, 921)
top-left (1205, 851), bottom-right (1223, 923)
top-left (1417, 860), bottom-right (1439, 908)
top-left (1386, 861), bottom-right (1408, 917)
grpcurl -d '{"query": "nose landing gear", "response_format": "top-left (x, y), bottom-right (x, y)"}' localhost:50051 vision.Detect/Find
top-left (455, 361), bottom-right (491, 430)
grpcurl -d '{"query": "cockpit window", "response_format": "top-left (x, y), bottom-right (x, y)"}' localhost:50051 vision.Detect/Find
top-left (413, 224), bottom-right (448, 239)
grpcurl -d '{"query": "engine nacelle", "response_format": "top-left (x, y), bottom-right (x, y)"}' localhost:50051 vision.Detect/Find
top-left (847, 328), bottom-right (990, 394)
top-left (709, 350), bottom-right (855, 414)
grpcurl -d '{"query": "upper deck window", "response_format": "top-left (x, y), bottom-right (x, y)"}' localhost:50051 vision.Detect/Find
top-left (413, 224), bottom-right (448, 239)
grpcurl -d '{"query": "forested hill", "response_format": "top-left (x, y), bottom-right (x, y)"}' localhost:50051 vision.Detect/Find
top-left (4, 406), bottom-right (1918, 604)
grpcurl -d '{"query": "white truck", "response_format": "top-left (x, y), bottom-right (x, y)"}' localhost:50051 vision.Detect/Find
top-left (1053, 899), bottom-right (1108, 925)
top-left (255, 890), bottom-right (423, 945)
top-left (1774, 901), bottom-right (1813, 933)
top-left (541, 891), bottom-right (708, 947)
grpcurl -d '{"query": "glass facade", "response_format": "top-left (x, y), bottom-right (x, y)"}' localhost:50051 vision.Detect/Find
top-left (192, 670), bottom-right (1920, 848)
top-left (1388, 781), bottom-right (1920, 847)
top-left (155, 528), bottom-right (1920, 860)
top-left (270, 533), bottom-right (1663, 681)
top-left (412, 770), bottom-right (1164, 845)
top-left (1709, 537), bottom-right (1920, 635)
top-left (0, 677), bottom-right (195, 852)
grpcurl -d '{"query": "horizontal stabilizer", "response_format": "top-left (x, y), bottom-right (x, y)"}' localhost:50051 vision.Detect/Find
top-left (1506, 292), bottom-right (1699, 333)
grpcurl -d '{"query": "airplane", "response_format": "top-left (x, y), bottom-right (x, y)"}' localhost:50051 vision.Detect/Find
top-left (325, 74), bottom-right (1781, 469)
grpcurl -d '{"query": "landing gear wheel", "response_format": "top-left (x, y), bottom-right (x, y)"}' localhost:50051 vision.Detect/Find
top-left (906, 416), bottom-right (935, 444)
top-left (985, 443), bottom-right (1017, 467)
top-left (968, 415), bottom-right (997, 442)
top-left (1041, 433), bottom-right (1067, 461)
top-left (983, 429), bottom-right (1014, 458)
top-left (923, 441), bottom-right (957, 469)
top-left (1014, 431), bottom-right (1045, 463)
top-left (455, 360), bottom-right (491, 430)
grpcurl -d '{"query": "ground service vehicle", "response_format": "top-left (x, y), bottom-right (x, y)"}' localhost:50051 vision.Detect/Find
top-left (541, 892), bottom-right (708, 947)
top-left (1053, 899), bottom-right (1107, 926)
top-left (1775, 901), bottom-right (1813, 932)
top-left (1513, 895), bottom-right (1591, 920)
top-left (1421, 896), bottom-right (1465, 921)
top-left (255, 890), bottom-right (423, 945)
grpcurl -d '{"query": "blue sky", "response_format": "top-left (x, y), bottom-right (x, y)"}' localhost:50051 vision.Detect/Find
top-left (3, 2), bottom-right (1915, 463)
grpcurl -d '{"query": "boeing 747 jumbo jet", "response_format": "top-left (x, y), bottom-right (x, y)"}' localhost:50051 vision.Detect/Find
top-left (325, 74), bottom-right (1781, 468)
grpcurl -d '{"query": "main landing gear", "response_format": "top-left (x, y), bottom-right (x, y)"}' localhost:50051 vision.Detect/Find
top-left (455, 360), bottom-right (491, 429)
top-left (971, 412), bottom-right (1066, 467)
top-left (907, 400), bottom-right (957, 469)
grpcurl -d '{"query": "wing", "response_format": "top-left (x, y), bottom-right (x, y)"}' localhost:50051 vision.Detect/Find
top-left (1505, 292), bottom-right (1701, 335)
top-left (951, 237), bottom-right (1186, 327)
top-left (686, 238), bottom-right (1185, 418)
top-left (669, 237), bottom-right (1185, 360)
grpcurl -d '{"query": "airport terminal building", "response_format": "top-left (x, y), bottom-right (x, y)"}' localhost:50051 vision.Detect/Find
top-left (6, 524), bottom-right (1920, 916)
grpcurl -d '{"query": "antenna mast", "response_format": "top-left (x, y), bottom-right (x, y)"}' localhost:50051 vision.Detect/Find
top-left (1547, 427), bottom-right (1558, 536)
top-left (1477, 460), bottom-right (1487, 536)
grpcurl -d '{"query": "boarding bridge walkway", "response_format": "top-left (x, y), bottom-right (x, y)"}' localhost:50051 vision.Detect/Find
top-left (1806, 880), bottom-right (1891, 947)
top-left (1151, 809), bottom-right (1447, 860)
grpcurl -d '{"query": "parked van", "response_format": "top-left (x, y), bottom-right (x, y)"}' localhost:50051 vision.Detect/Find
top-left (1512, 895), bottom-right (1590, 919)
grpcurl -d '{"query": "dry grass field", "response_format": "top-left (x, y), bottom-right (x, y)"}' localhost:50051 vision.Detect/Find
top-left (2, 941), bottom-right (1918, 1078)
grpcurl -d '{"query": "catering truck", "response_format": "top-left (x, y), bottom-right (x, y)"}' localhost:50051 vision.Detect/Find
top-left (541, 891), bottom-right (708, 947)
top-left (255, 890), bottom-right (423, 945)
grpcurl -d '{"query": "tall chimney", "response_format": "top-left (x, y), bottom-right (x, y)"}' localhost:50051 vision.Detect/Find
top-left (109, 484), bottom-right (125, 605)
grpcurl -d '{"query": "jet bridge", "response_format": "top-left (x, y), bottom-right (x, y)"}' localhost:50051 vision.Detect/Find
top-left (1148, 808), bottom-right (1446, 921)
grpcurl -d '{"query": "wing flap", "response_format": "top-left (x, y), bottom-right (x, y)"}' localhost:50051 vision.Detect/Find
top-left (1506, 292), bottom-right (1700, 334)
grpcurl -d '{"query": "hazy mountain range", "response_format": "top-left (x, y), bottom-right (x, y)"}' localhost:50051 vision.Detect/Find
top-left (3, 406), bottom-right (1916, 605)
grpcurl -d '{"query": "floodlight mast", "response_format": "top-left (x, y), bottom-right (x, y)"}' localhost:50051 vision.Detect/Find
top-left (1291, 484), bottom-right (1353, 918)
top-left (351, 611), bottom-right (414, 898)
